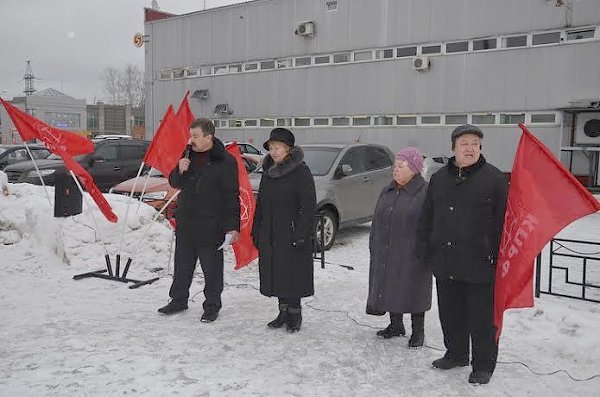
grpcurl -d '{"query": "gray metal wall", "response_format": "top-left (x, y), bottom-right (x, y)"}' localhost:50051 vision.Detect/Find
top-left (144, 0), bottom-right (600, 172)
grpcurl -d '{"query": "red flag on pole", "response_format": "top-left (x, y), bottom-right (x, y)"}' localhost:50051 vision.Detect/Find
top-left (0, 98), bottom-right (93, 156)
top-left (1, 98), bottom-right (118, 223)
top-left (176, 91), bottom-right (194, 140)
top-left (143, 105), bottom-right (189, 177)
top-left (225, 143), bottom-right (259, 269)
top-left (494, 124), bottom-right (600, 340)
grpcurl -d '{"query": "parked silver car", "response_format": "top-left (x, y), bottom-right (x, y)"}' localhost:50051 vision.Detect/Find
top-left (250, 143), bottom-right (395, 250)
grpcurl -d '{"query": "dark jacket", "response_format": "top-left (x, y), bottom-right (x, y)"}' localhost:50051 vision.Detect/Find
top-left (417, 155), bottom-right (508, 284)
top-left (367, 175), bottom-right (432, 314)
top-left (169, 138), bottom-right (240, 245)
top-left (251, 147), bottom-right (317, 298)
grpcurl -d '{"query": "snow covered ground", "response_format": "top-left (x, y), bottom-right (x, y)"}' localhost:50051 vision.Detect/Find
top-left (1, 183), bottom-right (599, 396)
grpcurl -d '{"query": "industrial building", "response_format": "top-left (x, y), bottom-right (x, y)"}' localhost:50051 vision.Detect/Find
top-left (144, 0), bottom-right (600, 188)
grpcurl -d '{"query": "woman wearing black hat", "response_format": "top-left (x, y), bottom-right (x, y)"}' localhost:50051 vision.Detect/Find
top-left (251, 128), bottom-right (316, 333)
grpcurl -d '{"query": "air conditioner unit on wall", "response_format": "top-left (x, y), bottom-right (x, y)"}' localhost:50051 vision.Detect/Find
top-left (574, 112), bottom-right (600, 145)
top-left (295, 21), bottom-right (315, 37)
top-left (412, 56), bottom-right (430, 71)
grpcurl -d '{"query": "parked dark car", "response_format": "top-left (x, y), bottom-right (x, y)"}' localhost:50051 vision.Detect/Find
top-left (250, 143), bottom-right (395, 250)
top-left (0, 144), bottom-right (51, 170)
top-left (3, 138), bottom-right (150, 192)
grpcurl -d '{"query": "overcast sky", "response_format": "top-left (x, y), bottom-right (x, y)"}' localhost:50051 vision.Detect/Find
top-left (0, 0), bottom-right (246, 103)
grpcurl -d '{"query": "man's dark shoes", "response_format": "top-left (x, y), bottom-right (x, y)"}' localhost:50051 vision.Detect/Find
top-left (268, 304), bottom-right (288, 329)
top-left (468, 370), bottom-right (493, 385)
top-left (157, 301), bottom-right (188, 314)
top-left (376, 323), bottom-right (406, 339)
top-left (201, 309), bottom-right (219, 323)
top-left (286, 307), bottom-right (302, 333)
top-left (432, 357), bottom-right (469, 370)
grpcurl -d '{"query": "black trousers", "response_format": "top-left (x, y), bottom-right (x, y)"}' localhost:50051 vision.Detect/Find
top-left (278, 297), bottom-right (301, 308)
top-left (169, 233), bottom-right (224, 311)
top-left (436, 278), bottom-right (498, 372)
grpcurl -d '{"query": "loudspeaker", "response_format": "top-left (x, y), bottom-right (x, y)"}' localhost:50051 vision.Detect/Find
top-left (54, 172), bottom-right (82, 217)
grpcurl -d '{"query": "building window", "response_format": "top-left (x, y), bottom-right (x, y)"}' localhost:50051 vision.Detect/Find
top-left (530, 113), bottom-right (556, 123)
top-left (277, 59), bottom-right (292, 68)
top-left (333, 53), bottom-right (351, 63)
top-left (473, 38), bottom-right (497, 51)
top-left (375, 49), bottom-right (394, 59)
top-left (229, 119), bottom-right (243, 127)
top-left (374, 115), bottom-right (393, 126)
top-left (421, 45), bottom-right (441, 55)
top-left (295, 57), bottom-right (312, 67)
top-left (244, 63), bottom-right (258, 71)
top-left (172, 69), bottom-right (185, 79)
top-left (354, 50), bottom-right (373, 61)
top-left (332, 116), bottom-right (350, 126)
top-left (445, 41), bottom-right (469, 53)
top-left (229, 64), bottom-right (242, 73)
top-left (294, 118), bottom-right (310, 127)
top-left (445, 114), bottom-right (468, 125)
top-left (244, 119), bottom-right (258, 127)
top-left (260, 118), bottom-right (275, 127)
top-left (421, 115), bottom-right (441, 125)
top-left (159, 70), bottom-right (172, 80)
top-left (566, 28), bottom-right (595, 41)
top-left (502, 35), bottom-right (528, 48)
top-left (532, 31), bottom-right (561, 45)
top-left (186, 68), bottom-right (199, 77)
top-left (277, 118), bottom-right (292, 127)
top-left (472, 113), bottom-right (496, 124)
top-left (397, 115), bottom-right (417, 125)
top-left (352, 116), bottom-right (371, 126)
top-left (200, 66), bottom-right (212, 76)
top-left (260, 60), bottom-right (275, 70)
top-left (397, 46), bottom-right (417, 58)
top-left (313, 117), bottom-right (330, 126)
top-left (500, 113), bottom-right (525, 124)
top-left (214, 65), bottom-right (227, 75)
top-left (88, 110), bottom-right (99, 130)
top-left (46, 112), bottom-right (81, 129)
top-left (314, 55), bottom-right (331, 65)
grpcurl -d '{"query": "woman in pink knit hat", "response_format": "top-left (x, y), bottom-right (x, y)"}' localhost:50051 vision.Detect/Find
top-left (366, 147), bottom-right (432, 348)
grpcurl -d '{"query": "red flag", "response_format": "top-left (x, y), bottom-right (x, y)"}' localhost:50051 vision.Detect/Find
top-left (62, 155), bottom-right (118, 223)
top-left (226, 143), bottom-right (259, 269)
top-left (494, 124), bottom-right (600, 340)
top-left (1, 98), bottom-right (93, 156)
top-left (176, 91), bottom-right (194, 140)
top-left (143, 105), bottom-right (188, 177)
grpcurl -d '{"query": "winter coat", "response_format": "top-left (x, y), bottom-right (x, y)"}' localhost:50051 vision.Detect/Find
top-left (366, 175), bottom-right (432, 314)
top-left (168, 138), bottom-right (240, 246)
top-left (417, 155), bottom-right (508, 284)
top-left (251, 147), bottom-right (317, 298)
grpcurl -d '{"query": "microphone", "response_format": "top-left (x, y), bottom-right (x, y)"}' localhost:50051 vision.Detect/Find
top-left (184, 144), bottom-right (192, 160)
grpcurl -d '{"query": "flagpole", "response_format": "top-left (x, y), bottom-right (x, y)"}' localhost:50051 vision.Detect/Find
top-left (116, 162), bottom-right (146, 268)
top-left (22, 141), bottom-right (52, 206)
top-left (121, 190), bottom-right (180, 278)
top-left (135, 172), bottom-right (151, 214)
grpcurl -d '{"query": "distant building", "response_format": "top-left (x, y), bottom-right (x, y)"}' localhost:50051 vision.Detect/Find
top-left (87, 102), bottom-right (145, 139)
top-left (144, 0), bottom-right (600, 189)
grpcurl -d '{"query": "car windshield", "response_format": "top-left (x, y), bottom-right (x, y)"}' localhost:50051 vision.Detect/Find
top-left (302, 147), bottom-right (341, 176)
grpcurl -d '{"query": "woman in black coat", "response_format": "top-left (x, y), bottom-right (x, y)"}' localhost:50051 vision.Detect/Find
top-left (366, 147), bottom-right (432, 348)
top-left (251, 128), bottom-right (316, 333)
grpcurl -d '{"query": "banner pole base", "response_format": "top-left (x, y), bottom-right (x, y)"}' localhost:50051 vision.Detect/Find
top-left (73, 256), bottom-right (159, 288)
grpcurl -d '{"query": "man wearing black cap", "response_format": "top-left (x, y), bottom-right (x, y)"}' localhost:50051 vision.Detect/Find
top-left (417, 124), bottom-right (508, 385)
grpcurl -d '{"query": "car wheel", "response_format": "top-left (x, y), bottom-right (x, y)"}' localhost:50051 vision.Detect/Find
top-left (314, 208), bottom-right (338, 251)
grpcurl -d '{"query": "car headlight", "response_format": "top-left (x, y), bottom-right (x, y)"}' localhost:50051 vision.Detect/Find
top-left (142, 191), bottom-right (168, 200)
top-left (27, 169), bottom-right (55, 178)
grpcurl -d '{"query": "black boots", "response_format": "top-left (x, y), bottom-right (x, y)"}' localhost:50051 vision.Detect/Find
top-left (267, 304), bottom-right (288, 328)
top-left (376, 313), bottom-right (405, 338)
top-left (408, 312), bottom-right (425, 348)
top-left (468, 370), bottom-right (493, 384)
top-left (158, 301), bottom-right (188, 314)
top-left (286, 307), bottom-right (302, 333)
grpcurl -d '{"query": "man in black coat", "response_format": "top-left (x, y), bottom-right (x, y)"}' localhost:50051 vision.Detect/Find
top-left (418, 124), bottom-right (508, 385)
top-left (158, 118), bottom-right (240, 323)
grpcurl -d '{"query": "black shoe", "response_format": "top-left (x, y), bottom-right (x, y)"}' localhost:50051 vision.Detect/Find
top-left (201, 309), bottom-right (219, 323)
top-left (432, 357), bottom-right (469, 370)
top-left (268, 304), bottom-right (288, 329)
top-left (157, 301), bottom-right (188, 314)
top-left (408, 332), bottom-right (424, 348)
top-left (286, 307), bottom-right (302, 333)
top-left (376, 323), bottom-right (406, 339)
top-left (468, 371), bottom-right (493, 385)
top-left (408, 313), bottom-right (424, 348)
